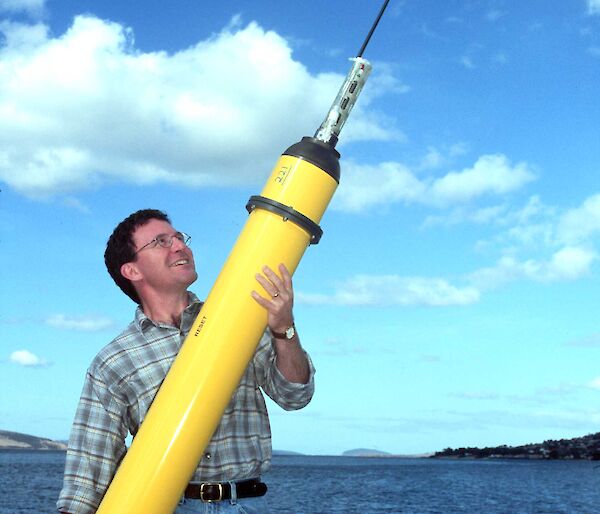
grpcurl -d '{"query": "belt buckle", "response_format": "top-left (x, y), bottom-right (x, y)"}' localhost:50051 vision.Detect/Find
top-left (200, 483), bottom-right (223, 503)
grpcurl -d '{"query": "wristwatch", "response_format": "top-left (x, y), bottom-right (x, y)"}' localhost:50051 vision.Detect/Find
top-left (271, 324), bottom-right (296, 340)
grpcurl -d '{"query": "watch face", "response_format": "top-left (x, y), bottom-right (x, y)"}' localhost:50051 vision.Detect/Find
top-left (285, 326), bottom-right (295, 339)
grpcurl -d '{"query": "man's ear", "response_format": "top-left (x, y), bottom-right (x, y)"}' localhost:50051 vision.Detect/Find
top-left (121, 262), bottom-right (142, 283)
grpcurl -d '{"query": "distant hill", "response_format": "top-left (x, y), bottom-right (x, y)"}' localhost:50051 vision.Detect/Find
top-left (343, 448), bottom-right (392, 457)
top-left (433, 432), bottom-right (600, 460)
top-left (0, 430), bottom-right (67, 451)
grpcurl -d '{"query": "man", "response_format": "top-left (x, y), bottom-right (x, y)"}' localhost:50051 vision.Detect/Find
top-left (57, 209), bottom-right (314, 513)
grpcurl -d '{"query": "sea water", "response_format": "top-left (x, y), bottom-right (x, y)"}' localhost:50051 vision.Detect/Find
top-left (2, 451), bottom-right (600, 513)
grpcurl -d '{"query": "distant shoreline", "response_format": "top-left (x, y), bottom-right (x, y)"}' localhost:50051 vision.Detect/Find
top-left (0, 448), bottom-right (67, 452)
top-left (2, 448), bottom-right (599, 462)
top-left (431, 432), bottom-right (600, 461)
top-left (0, 430), bottom-right (68, 451)
top-left (3, 429), bottom-right (600, 459)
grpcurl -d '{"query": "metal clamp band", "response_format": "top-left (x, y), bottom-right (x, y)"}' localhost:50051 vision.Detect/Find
top-left (245, 195), bottom-right (323, 245)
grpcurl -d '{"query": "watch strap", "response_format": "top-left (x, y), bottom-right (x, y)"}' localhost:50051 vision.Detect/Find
top-left (271, 324), bottom-right (295, 340)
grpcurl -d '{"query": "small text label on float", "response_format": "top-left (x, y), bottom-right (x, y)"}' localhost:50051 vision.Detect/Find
top-left (194, 316), bottom-right (208, 337)
top-left (274, 165), bottom-right (291, 185)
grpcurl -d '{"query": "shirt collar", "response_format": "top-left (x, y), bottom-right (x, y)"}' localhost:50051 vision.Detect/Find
top-left (134, 291), bottom-right (203, 332)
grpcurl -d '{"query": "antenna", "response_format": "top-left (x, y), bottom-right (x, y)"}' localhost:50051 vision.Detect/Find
top-left (314, 0), bottom-right (392, 147)
top-left (357, 0), bottom-right (391, 58)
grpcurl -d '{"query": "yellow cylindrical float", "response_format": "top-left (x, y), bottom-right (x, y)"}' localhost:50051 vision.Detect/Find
top-left (96, 137), bottom-right (340, 514)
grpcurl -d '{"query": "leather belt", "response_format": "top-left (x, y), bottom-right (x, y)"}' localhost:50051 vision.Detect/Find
top-left (184, 479), bottom-right (267, 502)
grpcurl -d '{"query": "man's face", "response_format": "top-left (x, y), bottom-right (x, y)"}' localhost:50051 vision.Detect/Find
top-left (129, 219), bottom-right (198, 296)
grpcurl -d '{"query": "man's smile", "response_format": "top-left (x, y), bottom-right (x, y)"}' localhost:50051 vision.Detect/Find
top-left (170, 258), bottom-right (190, 267)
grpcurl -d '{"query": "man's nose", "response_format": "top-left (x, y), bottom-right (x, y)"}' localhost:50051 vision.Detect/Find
top-left (170, 236), bottom-right (187, 251)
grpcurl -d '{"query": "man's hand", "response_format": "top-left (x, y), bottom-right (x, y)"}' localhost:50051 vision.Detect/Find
top-left (251, 263), bottom-right (309, 384)
top-left (251, 263), bottom-right (295, 334)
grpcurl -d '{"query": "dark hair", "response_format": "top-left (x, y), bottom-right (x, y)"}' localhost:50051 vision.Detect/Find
top-left (104, 209), bottom-right (171, 304)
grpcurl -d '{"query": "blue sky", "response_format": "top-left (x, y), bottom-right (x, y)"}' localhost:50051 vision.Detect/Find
top-left (1, 0), bottom-right (599, 456)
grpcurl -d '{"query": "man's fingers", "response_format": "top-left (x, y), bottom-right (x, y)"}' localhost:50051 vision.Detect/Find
top-left (261, 265), bottom-right (284, 290)
top-left (255, 273), bottom-right (280, 298)
top-left (278, 263), bottom-right (293, 290)
top-left (251, 290), bottom-right (270, 306)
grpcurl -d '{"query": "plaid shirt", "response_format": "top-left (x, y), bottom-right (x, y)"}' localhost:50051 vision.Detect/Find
top-left (57, 292), bottom-right (315, 514)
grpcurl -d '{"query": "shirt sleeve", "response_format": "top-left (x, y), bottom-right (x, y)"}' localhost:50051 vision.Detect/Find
top-left (57, 366), bottom-right (129, 514)
top-left (253, 331), bottom-right (315, 411)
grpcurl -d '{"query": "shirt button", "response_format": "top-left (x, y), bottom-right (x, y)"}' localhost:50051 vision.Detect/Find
top-left (204, 453), bottom-right (211, 460)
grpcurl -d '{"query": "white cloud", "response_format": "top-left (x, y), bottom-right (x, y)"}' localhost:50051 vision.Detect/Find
top-left (333, 161), bottom-right (426, 212)
top-left (0, 16), bottom-right (399, 198)
top-left (588, 0), bottom-right (600, 15)
top-left (546, 246), bottom-right (596, 280)
top-left (468, 256), bottom-right (522, 289)
top-left (424, 195), bottom-right (554, 236)
top-left (502, 196), bottom-right (556, 244)
top-left (333, 154), bottom-right (535, 213)
top-left (556, 193), bottom-right (600, 245)
top-left (45, 313), bottom-right (114, 331)
top-left (298, 274), bottom-right (480, 307)
top-left (325, 190), bottom-right (598, 306)
top-left (469, 246), bottom-right (596, 289)
top-left (418, 143), bottom-right (469, 171)
top-left (9, 349), bottom-right (47, 367)
top-left (428, 154), bottom-right (535, 207)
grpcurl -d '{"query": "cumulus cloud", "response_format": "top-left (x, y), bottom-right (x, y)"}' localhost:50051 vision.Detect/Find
top-left (0, 15), bottom-right (400, 198)
top-left (556, 193), bottom-right (600, 245)
top-left (424, 195), bottom-right (554, 236)
top-left (469, 246), bottom-right (596, 289)
top-left (333, 153), bottom-right (535, 212)
top-left (326, 187), bottom-right (599, 308)
top-left (440, 191), bottom-right (599, 272)
top-left (10, 349), bottom-right (48, 367)
top-left (299, 243), bottom-right (594, 307)
top-left (45, 313), bottom-right (114, 331)
top-left (298, 274), bottom-right (480, 307)
top-left (332, 161), bottom-right (426, 212)
top-left (546, 246), bottom-right (597, 280)
top-left (418, 143), bottom-right (469, 171)
top-left (318, 187), bottom-right (599, 308)
top-left (427, 154), bottom-right (535, 206)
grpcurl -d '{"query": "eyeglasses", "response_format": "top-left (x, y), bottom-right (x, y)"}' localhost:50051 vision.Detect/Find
top-left (134, 231), bottom-right (191, 255)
